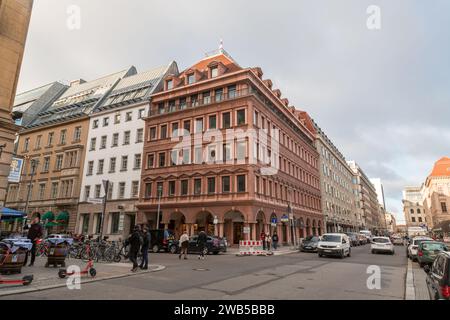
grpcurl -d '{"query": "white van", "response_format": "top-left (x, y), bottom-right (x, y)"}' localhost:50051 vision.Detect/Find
top-left (317, 233), bottom-right (351, 258)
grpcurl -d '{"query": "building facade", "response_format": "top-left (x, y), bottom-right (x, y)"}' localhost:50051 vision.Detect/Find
top-left (76, 63), bottom-right (178, 240)
top-left (402, 186), bottom-right (427, 229)
top-left (310, 119), bottom-right (360, 232)
top-left (385, 212), bottom-right (396, 234)
top-left (137, 49), bottom-right (323, 245)
top-left (0, 0), bottom-right (33, 208)
top-left (5, 68), bottom-right (136, 230)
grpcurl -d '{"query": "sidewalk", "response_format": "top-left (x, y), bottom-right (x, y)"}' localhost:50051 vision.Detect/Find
top-left (405, 258), bottom-right (430, 300)
top-left (0, 256), bottom-right (165, 297)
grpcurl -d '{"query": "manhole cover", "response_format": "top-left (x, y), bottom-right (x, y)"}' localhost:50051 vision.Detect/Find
top-left (297, 287), bottom-right (305, 290)
top-left (193, 268), bottom-right (210, 271)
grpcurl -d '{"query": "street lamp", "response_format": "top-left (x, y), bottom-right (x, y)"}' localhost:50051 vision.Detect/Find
top-left (98, 179), bottom-right (110, 241)
top-left (23, 158), bottom-right (39, 230)
top-left (213, 215), bottom-right (218, 236)
top-left (288, 203), bottom-right (296, 248)
top-left (156, 184), bottom-right (163, 230)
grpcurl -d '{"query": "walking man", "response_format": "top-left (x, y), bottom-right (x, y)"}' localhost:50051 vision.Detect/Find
top-left (260, 231), bottom-right (266, 251)
top-left (272, 232), bottom-right (279, 250)
top-left (139, 227), bottom-right (151, 270)
top-left (128, 225), bottom-right (141, 272)
top-left (179, 230), bottom-right (189, 260)
top-left (197, 230), bottom-right (208, 260)
top-left (26, 213), bottom-right (43, 267)
top-left (265, 234), bottom-right (272, 251)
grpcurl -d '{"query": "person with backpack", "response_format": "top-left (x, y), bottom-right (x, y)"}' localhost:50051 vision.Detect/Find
top-left (128, 225), bottom-right (141, 272)
top-left (197, 230), bottom-right (208, 260)
top-left (272, 232), bottom-right (279, 250)
top-left (179, 230), bottom-right (189, 260)
top-left (139, 227), bottom-right (151, 270)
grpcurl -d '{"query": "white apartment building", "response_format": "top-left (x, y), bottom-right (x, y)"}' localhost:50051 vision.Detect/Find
top-left (76, 62), bottom-right (178, 240)
top-left (403, 186), bottom-right (427, 229)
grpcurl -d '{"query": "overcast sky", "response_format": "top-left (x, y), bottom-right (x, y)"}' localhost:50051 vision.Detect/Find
top-left (17, 0), bottom-right (450, 224)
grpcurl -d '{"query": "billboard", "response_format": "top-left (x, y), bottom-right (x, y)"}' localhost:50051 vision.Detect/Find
top-left (8, 157), bottom-right (24, 183)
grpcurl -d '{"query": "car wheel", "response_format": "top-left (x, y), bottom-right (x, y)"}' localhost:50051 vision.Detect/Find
top-left (152, 244), bottom-right (159, 253)
top-left (347, 248), bottom-right (351, 257)
top-left (340, 250), bottom-right (345, 259)
top-left (169, 245), bottom-right (177, 254)
top-left (318, 253), bottom-right (323, 257)
top-left (213, 251), bottom-right (219, 255)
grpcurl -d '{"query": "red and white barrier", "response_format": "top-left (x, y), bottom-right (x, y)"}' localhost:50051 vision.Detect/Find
top-left (237, 240), bottom-right (270, 256)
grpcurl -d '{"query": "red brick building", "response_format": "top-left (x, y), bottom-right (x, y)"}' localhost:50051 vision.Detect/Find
top-left (137, 49), bottom-right (323, 245)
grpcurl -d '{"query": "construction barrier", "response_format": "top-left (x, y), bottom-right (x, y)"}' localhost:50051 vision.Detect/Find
top-left (237, 240), bottom-right (272, 256)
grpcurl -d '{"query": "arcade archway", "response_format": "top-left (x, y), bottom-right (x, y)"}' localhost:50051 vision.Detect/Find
top-left (224, 210), bottom-right (245, 245)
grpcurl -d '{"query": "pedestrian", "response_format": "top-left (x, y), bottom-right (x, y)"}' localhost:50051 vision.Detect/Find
top-left (179, 230), bottom-right (189, 260)
top-left (128, 225), bottom-right (142, 272)
top-left (272, 232), bottom-right (279, 250)
top-left (265, 234), bottom-right (272, 251)
top-left (260, 231), bottom-right (266, 250)
top-left (139, 227), bottom-right (151, 270)
top-left (26, 213), bottom-right (43, 267)
top-left (197, 230), bottom-right (208, 260)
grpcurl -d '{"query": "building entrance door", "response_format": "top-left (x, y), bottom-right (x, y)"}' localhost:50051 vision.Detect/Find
top-left (233, 222), bottom-right (244, 245)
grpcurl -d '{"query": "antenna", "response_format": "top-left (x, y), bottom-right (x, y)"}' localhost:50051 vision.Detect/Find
top-left (219, 38), bottom-right (224, 50)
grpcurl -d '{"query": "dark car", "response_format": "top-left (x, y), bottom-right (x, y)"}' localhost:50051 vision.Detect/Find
top-left (424, 251), bottom-right (450, 300)
top-left (418, 241), bottom-right (449, 268)
top-left (300, 236), bottom-right (320, 252)
top-left (149, 229), bottom-right (176, 253)
top-left (169, 235), bottom-right (227, 255)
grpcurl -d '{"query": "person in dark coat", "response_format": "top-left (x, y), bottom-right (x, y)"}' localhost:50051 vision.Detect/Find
top-left (26, 213), bottom-right (43, 267)
top-left (139, 227), bottom-right (151, 270)
top-left (128, 225), bottom-right (142, 272)
top-left (197, 230), bottom-right (208, 260)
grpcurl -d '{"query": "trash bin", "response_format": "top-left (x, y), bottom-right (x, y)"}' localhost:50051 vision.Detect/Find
top-left (45, 238), bottom-right (73, 268)
top-left (0, 240), bottom-right (32, 274)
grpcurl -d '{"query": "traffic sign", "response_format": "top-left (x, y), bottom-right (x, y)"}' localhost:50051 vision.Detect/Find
top-left (87, 198), bottom-right (103, 204)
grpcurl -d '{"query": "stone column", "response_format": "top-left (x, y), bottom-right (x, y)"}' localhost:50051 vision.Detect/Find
top-left (251, 223), bottom-right (256, 240)
top-left (244, 222), bottom-right (250, 240)
top-left (219, 223), bottom-right (224, 238)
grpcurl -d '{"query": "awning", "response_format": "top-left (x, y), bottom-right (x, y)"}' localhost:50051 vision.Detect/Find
top-left (56, 211), bottom-right (69, 224)
top-left (0, 207), bottom-right (26, 218)
top-left (42, 211), bottom-right (55, 221)
top-left (45, 221), bottom-right (60, 228)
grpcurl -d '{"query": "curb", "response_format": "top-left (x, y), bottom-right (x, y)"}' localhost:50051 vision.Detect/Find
top-left (405, 258), bottom-right (415, 300)
top-left (0, 264), bottom-right (166, 297)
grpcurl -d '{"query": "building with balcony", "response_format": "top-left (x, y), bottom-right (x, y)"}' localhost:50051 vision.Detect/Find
top-left (76, 62), bottom-right (178, 240)
top-left (403, 186), bottom-right (427, 229)
top-left (137, 49), bottom-right (323, 245)
top-left (5, 67), bottom-right (136, 231)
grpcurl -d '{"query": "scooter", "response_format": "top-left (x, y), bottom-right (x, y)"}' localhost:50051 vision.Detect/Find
top-left (58, 258), bottom-right (96, 278)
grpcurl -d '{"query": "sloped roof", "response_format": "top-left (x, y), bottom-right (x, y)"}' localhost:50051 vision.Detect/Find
top-left (13, 83), bottom-right (56, 110)
top-left (180, 49), bottom-right (241, 77)
top-left (429, 157), bottom-right (450, 177)
top-left (111, 64), bottom-right (171, 93)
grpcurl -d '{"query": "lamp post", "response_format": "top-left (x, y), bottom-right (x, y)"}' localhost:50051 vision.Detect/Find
top-left (156, 185), bottom-right (163, 230)
top-left (98, 179), bottom-right (110, 241)
top-left (288, 203), bottom-right (296, 248)
top-left (213, 215), bottom-right (218, 237)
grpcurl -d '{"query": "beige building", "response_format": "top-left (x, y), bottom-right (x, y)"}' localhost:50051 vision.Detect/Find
top-left (403, 186), bottom-right (427, 229)
top-left (385, 212), bottom-right (396, 234)
top-left (0, 0), bottom-right (33, 208)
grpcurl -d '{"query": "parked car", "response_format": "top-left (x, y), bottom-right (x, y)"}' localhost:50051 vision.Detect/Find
top-left (417, 241), bottom-right (449, 268)
top-left (407, 236), bottom-right (433, 261)
top-left (149, 229), bottom-right (175, 253)
top-left (391, 236), bottom-right (404, 246)
top-left (169, 235), bottom-right (227, 255)
top-left (300, 236), bottom-right (320, 252)
top-left (424, 251), bottom-right (450, 300)
top-left (317, 233), bottom-right (351, 258)
top-left (345, 233), bottom-right (360, 247)
top-left (371, 236), bottom-right (395, 255)
top-left (357, 234), bottom-right (368, 245)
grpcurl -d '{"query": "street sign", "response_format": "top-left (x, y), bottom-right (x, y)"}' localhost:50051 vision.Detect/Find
top-left (87, 198), bottom-right (104, 204)
top-left (8, 157), bottom-right (24, 183)
top-left (280, 214), bottom-right (289, 223)
top-left (271, 217), bottom-right (277, 224)
top-left (271, 223), bottom-right (277, 227)
top-left (118, 213), bottom-right (125, 231)
top-left (243, 227), bottom-right (250, 234)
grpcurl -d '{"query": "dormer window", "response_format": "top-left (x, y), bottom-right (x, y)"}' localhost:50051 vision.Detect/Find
top-left (167, 79), bottom-right (173, 90)
top-left (211, 66), bottom-right (218, 78)
top-left (187, 74), bottom-right (195, 85)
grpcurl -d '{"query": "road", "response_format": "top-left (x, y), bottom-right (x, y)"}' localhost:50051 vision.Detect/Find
top-left (0, 244), bottom-right (407, 300)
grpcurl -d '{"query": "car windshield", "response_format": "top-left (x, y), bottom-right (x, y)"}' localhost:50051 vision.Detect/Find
top-left (305, 236), bottom-right (319, 242)
top-left (373, 238), bottom-right (390, 243)
top-left (414, 239), bottom-right (432, 245)
top-left (321, 235), bottom-right (341, 242)
top-left (422, 243), bottom-right (448, 251)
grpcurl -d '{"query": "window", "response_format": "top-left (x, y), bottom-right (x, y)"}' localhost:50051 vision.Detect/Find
top-left (223, 143), bottom-right (231, 161)
top-left (208, 177), bottom-right (216, 194)
top-left (138, 109), bottom-right (145, 119)
top-left (237, 109), bottom-right (246, 125)
top-left (103, 117), bottom-right (109, 127)
top-left (47, 132), bottom-right (54, 146)
top-left (187, 74), bottom-right (195, 85)
top-left (74, 127), bottom-right (82, 141)
top-left (203, 91), bottom-right (211, 104)
top-left (95, 213), bottom-right (102, 234)
top-left (118, 182), bottom-right (125, 199)
top-left (158, 103), bottom-right (165, 114)
top-left (110, 213), bottom-right (120, 234)
top-left (194, 179), bottom-right (202, 195)
top-left (23, 138), bottom-right (29, 152)
top-left (121, 156), bottom-right (128, 171)
top-left (97, 159), bottom-right (104, 174)
top-left (159, 152), bottom-right (166, 167)
top-left (109, 157), bottom-right (116, 173)
top-left (172, 149), bottom-right (179, 166)
top-left (134, 154), bottom-right (142, 169)
top-left (84, 186), bottom-right (90, 201)
top-left (418, 217), bottom-right (423, 223)
top-left (208, 115), bottom-right (217, 129)
top-left (81, 214), bottom-right (90, 234)
top-left (179, 97), bottom-right (187, 110)
top-left (145, 183), bottom-right (152, 198)
top-left (87, 161), bottom-right (94, 175)
top-left (51, 182), bottom-right (58, 199)
top-left (222, 112), bottom-right (231, 128)
top-left (222, 176), bottom-right (230, 193)
top-left (90, 138), bottom-right (96, 151)
top-left (157, 182), bottom-right (163, 196)
top-left (417, 209), bottom-right (421, 214)
top-left (55, 155), bottom-right (63, 170)
top-left (442, 202), bottom-right (448, 213)
top-left (93, 120), bottom-right (99, 129)
top-left (123, 131), bottom-right (131, 145)
top-left (160, 125), bottom-right (167, 139)
top-left (100, 135), bottom-right (107, 149)
top-left (147, 154), bottom-right (154, 168)
top-left (114, 113), bottom-right (120, 124)
top-left (237, 175), bottom-right (246, 192)
top-left (181, 180), bottom-right (188, 195)
top-left (169, 100), bottom-right (176, 112)
top-left (169, 181), bottom-right (176, 196)
top-left (112, 133), bottom-right (119, 147)
top-left (43, 157), bottom-right (50, 172)
top-left (35, 135), bottom-right (42, 149)
top-left (194, 147), bottom-right (203, 164)
top-left (94, 184), bottom-right (101, 198)
top-left (150, 127), bottom-right (157, 140)
top-left (237, 140), bottom-right (246, 160)
top-left (215, 89), bottom-right (223, 102)
top-left (195, 118), bottom-right (203, 133)
top-left (38, 183), bottom-right (46, 200)
top-left (411, 217), bottom-right (416, 223)
top-left (191, 94), bottom-right (199, 107)
top-left (125, 111), bottom-right (133, 122)
top-left (171, 123), bottom-right (179, 137)
top-left (60, 130), bottom-right (67, 145)
top-left (183, 120), bottom-right (191, 135)
top-left (131, 181), bottom-right (139, 198)
top-left (167, 79), bottom-right (173, 90)
top-left (410, 209), bottom-right (414, 214)
top-left (211, 66), bottom-right (218, 78)
top-left (228, 85), bottom-right (236, 99)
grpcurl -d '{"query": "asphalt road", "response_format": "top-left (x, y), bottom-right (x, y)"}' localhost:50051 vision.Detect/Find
top-left (0, 244), bottom-right (407, 300)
